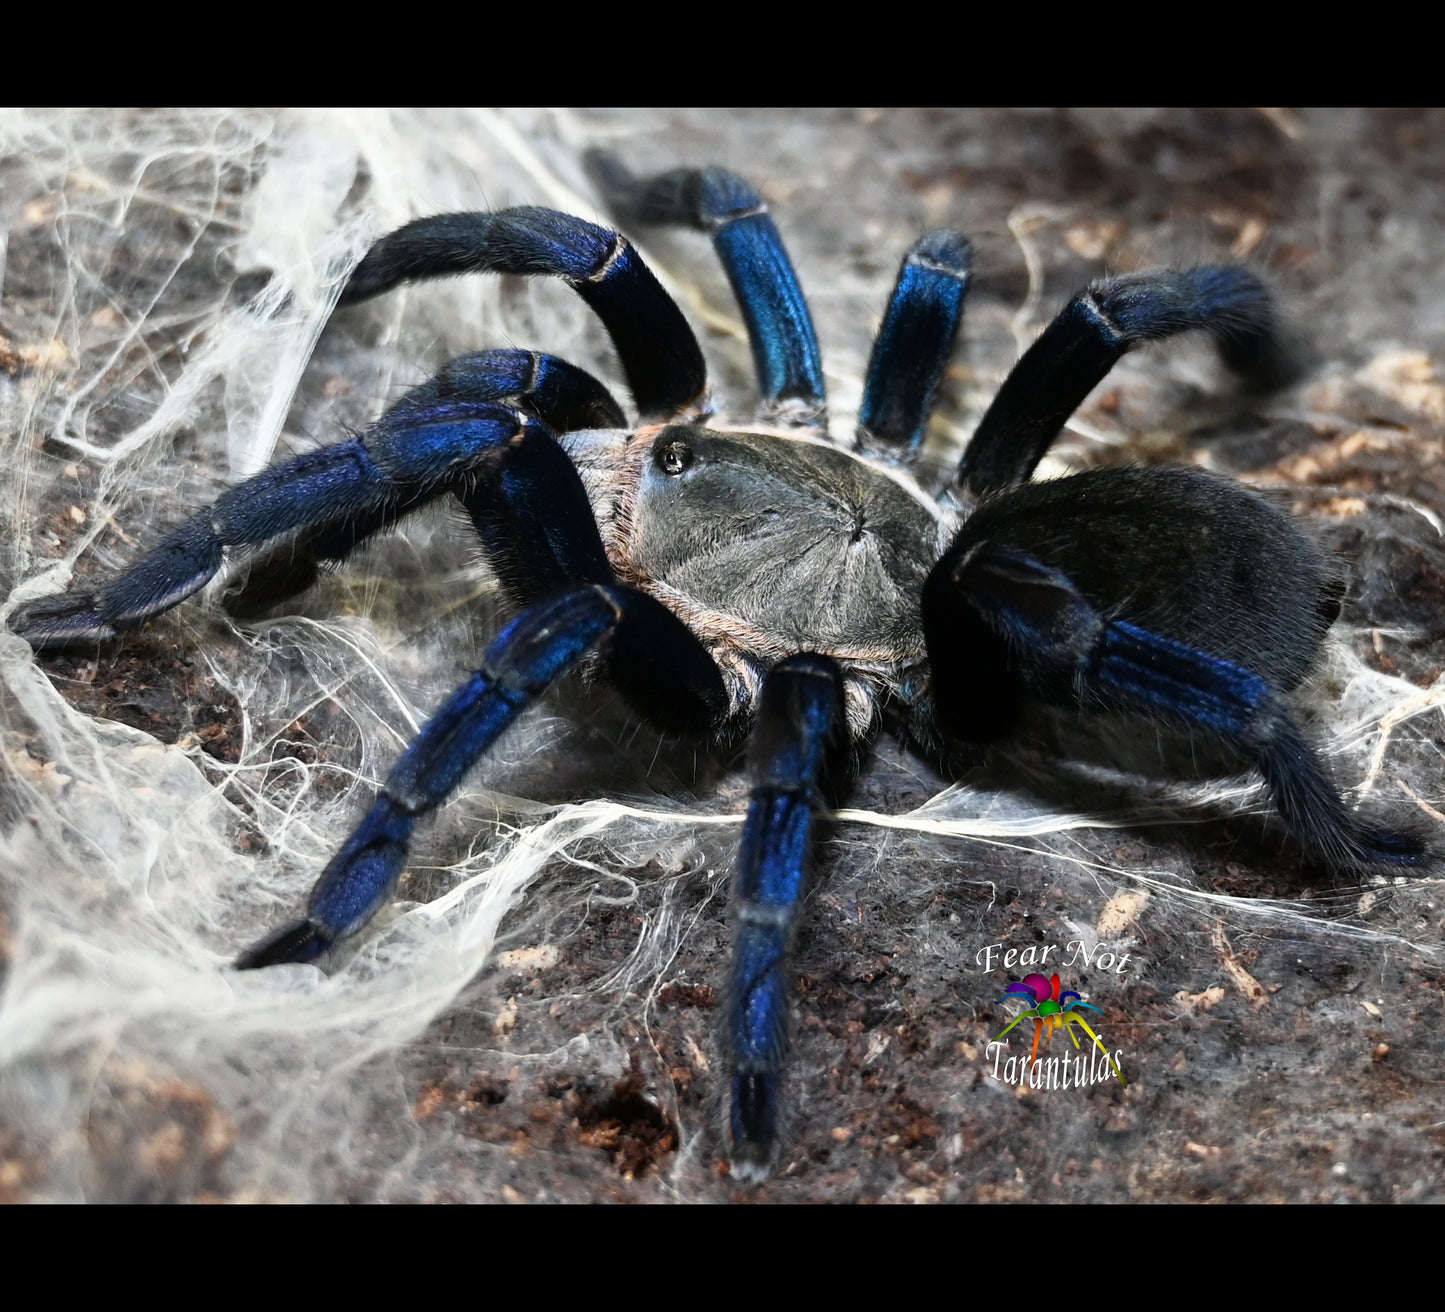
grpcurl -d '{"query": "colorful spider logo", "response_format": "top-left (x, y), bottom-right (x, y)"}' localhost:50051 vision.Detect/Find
top-left (993, 973), bottom-right (1126, 1087)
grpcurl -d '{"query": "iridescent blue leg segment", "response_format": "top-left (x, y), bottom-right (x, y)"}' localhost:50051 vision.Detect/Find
top-left (410, 349), bottom-right (626, 431)
top-left (958, 267), bottom-right (1301, 497)
top-left (726, 653), bottom-right (844, 1177)
top-left (233, 349), bottom-right (623, 615)
top-left (12, 351), bottom-right (620, 644)
top-left (927, 537), bottom-right (1427, 872)
top-left (1096, 620), bottom-right (1425, 869)
top-left (237, 584), bottom-right (727, 967)
top-left (587, 154), bottom-right (827, 428)
top-left (340, 208), bottom-right (706, 419)
top-left (857, 229), bottom-right (972, 459)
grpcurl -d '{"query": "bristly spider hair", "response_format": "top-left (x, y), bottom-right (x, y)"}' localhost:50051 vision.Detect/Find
top-left (11, 153), bottom-right (1428, 1180)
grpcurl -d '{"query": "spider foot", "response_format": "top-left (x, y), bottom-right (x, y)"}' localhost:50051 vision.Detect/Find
top-left (1354, 824), bottom-right (1432, 867)
top-left (9, 591), bottom-right (114, 647)
top-left (11, 511), bottom-right (224, 650)
top-left (235, 918), bottom-right (332, 969)
top-left (1254, 715), bottom-right (1435, 873)
top-left (237, 799), bottom-right (414, 971)
top-left (727, 1071), bottom-right (780, 1183)
top-left (1306, 813), bottom-right (1432, 874)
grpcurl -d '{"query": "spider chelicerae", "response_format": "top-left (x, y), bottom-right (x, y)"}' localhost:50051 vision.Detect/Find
top-left (10, 154), bottom-right (1427, 1179)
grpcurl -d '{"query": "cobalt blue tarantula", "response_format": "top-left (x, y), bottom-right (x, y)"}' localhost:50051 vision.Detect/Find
top-left (10, 155), bottom-right (1427, 1179)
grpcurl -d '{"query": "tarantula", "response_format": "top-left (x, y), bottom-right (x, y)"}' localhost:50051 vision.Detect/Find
top-left (9, 155), bottom-right (1426, 1179)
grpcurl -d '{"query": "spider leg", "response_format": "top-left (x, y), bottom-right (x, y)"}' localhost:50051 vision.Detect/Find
top-left (340, 206), bottom-right (705, 418)
top-left (239, 367), bottom-right (727, 967)
top-left (928, 521), bottom-right (1428, 871)
top-left (10, 352), bottom-right (619, 648)
top-left (958, 266), bottom-right (1301, 497)
top-left (586, 153), bottom-right (827, 430)
top-left (727, 653), bottom-right (845, 1179)
top-left (1030, 1017), bottom-right (1043, 1067)
top-left (229, 349), bottom-right (626, 615)
top-left (237, 584), bottom-right (726, 968)
top-left (857, 229), bottom-right (972, 460)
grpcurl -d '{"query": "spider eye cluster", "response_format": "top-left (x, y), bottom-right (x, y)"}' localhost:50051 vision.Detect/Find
top-left (657, 439), bottom-right (694, 476)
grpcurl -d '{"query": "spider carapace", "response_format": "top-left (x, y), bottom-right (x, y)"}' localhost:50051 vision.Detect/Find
top-left (9, 155), bottom-right (1427, 1180)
